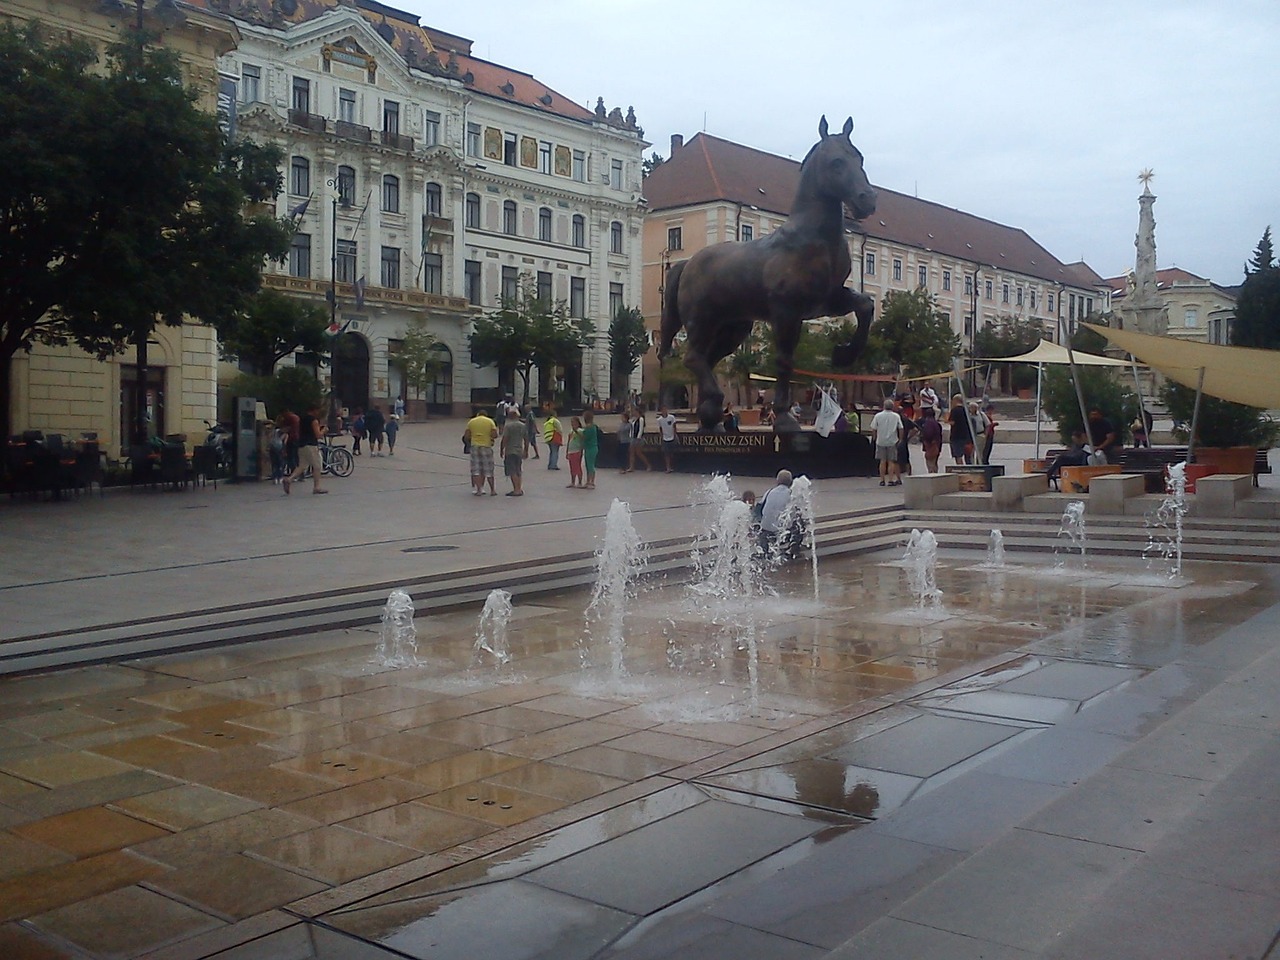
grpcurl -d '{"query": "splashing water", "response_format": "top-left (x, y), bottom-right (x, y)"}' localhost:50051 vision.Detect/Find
top-left (985, 529), bottom-right (1006, 568)
top-left (775, 476), bottom-right (819, 600)
top-left (373, 588), bottom-right (421, 668)
top-left (1055, 501), bottom-right (1088, 568)
top-left (585, 499), bottom-right (646, 679)
top-left (692, 496), bottom-right (760, 600)
top-left (901, 529), bottom-right (943, 608)
top-left (1144, 461), bottom-right (1187, 578)
top-left (475, 589), bottom-right (514, 666)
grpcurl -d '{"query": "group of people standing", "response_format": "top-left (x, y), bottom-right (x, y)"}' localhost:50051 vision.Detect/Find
top-left (868, 382), bottom-right (999, 485)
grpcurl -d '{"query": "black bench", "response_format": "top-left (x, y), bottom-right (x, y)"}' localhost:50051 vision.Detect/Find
top-left (1123, 447), bottom-right (1270, 489)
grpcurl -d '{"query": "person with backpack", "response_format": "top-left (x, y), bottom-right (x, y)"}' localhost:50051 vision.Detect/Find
top-left (363, 405), bottom-right (386, 457)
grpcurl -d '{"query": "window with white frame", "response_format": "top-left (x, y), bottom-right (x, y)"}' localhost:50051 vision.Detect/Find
top-left (740, 224), bottom-right (753, 242)
top-left (466, 122), bottom-right (480, 157)
top-left (501, 265), bottom-right (518, 301)
top-left (538, 207), bottom-right (552, 242)
top-left (423, 110), bottom-right (440, 147)
top-left (892, 258), bottom-right (902, 282)
top-left (1184, 307), bottom-right (1199, 328)
top-left (984, 279), bottom-right (993, 300)
top-left (610, 282), bottom-right (624, 317)
top-left (1016, 287), bottom-right (1024, 307)
top-left (425, 182), bottom-right (442, 218)
top-left (336, 239), bottom-right (357, 282)
top-left (503, 201), bottom-right (517, 235)
top-left (964, 275), bottom-right (973, 297)
top-left (918, 264), bottom-right (927, 288)
top-left (539, 141), bottom-right (552, 174)
top-left (464, 259), bottom-right (481, 305)
top-left (241, 64), bottom-right (261, 104)
top-left (1048, 292), bottom-right (1055, 313)
top-left (610, 158), bottom-right (623, 190)
top-left (336, 166), bottom-right (356, 206)
top-left (464, 192), bottom-right (479, 228)
top-left (942, 269), bottom-right (951, 291)
top-left (610, 221), bottom-right (623, 254)
top-left (570, 276), bottom-right (585, 317)
top-left (289, 156), bottom-right (309, 197)
top-left (572, 215), bottom-right (585, 248)
top-left (289, 233), bottom-right (311, 278)
top-left (503, 133), bottom-right (517, 167)
top-left (1030, 289), bottom-right (1037, 310)
top-left (423, 253), bottom-right (442, 294)
top-left (381, 246), bottom-right (400, 288)
top-left (572, 150), bottom-right (586, 182)
top-left (291, 76), bottom-right (310, 113)
top-left (339, 88), bottom-right (356, 123)
top-left (1001, 283), bottom-right (1010, 304)
top-left (382, 175), bottom-right (399, 213)
top-left (383, 100), bottom-right (399, 135)
top-left (865, 252), bottom-right (876, 276)
top-left (667, 226), bottom-right (682, 251)
top-left (537, 271), bottom-right (552, 303)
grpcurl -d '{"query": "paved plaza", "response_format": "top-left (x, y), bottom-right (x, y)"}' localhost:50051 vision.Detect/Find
top-left (0, 418), bottom-right (1278, 959)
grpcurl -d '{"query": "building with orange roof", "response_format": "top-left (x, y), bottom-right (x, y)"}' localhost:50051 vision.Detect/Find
top-left (219, 0), bottom-right (647, 415)
top-left (640, 131), bottom-right (1112, 398)
top-left (1106, 267), bottom-right (1238, 345)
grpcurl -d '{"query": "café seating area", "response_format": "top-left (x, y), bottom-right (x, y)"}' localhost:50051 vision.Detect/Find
top-left (4, 431), bottom-right (221, 500)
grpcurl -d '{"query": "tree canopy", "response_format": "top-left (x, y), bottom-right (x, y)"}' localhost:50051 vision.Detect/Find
top-left (217, 288), bottom-right (329, 376)
top-left (608, 306), bottom-right (649, 397)
top-left (468, 277), bottom-right (594, 404)
top-left (864, 289), bottom-right (961, 377)
top-left (396, 321), bottom-right (447, 401)
top-left (1232, 227), bottom-right (1280, 349)
top-left (0, 22), bottom-right (292, 438)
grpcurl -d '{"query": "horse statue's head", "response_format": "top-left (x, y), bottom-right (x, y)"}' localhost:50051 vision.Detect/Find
top-left (809, 116), bottom-right (877, 221)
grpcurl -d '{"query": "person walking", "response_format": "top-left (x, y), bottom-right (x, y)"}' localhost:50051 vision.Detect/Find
top-left (655, 406), bottom-right (679, 473)
top-left (543, 406), bottom-right (563, 470)
top-left (281, 406), bottom-right (300, 475)
top-left (628, 407), bottom-right (652, 472)
top-left (282, 403), bottom-right (327, 495)
top-left (948, 394), bottom-right (974, 465)
top-left (979, 403), bottom-right (997, 466)
top-left (384, 414), bottom-right (399, 456)
top-left (896, 402), bottom-right (918, 478)
top-left (463, 408), bottom-right (498, 496)
top-left (581, 409), bottom-right (601, 489)
top-left (364, 405), bottom-right (386, 457)
top-left (500, 408), bottom-right (528, 496)
top-left (918, 407), bottom-right (943, 474)
top-left (870, 398), bottom-right (904, 486)
top-left (565, 416), bottom-right (585, 488)
top-left (522, 405), bottom-right (539, 460)
top-left (350, 409), bottom-right (365, 456)
top-left (617, 409), bottom-right (633, 472)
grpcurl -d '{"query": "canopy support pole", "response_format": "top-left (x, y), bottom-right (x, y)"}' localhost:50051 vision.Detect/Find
top-left (1060, 317), bottom-right (1093, 454)
top-left (1034, 362), bottom-right (1043, 459)
top-left (1129, 355), bottom-right (1148, 443)
top-left (1187, 366), bottom-right (1206, 464)
top-left (952, 360), bottom-right (982, 464)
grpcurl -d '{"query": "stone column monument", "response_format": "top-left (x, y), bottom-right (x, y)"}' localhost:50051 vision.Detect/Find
top-left (1121, 169), bottom-right (1169, 335)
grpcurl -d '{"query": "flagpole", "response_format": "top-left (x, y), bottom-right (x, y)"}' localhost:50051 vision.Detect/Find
top-left (326, 177), bottom-right (340, 431)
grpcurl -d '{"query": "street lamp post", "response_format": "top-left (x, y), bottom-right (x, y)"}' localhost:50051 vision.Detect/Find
top-left (969, 268), bottom-right (980, 396)
top-left (325, 178), bottom-right (340, 430)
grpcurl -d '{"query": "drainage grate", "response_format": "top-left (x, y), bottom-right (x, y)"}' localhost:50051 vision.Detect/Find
top-left (402, 545), bottom-right (459, 553)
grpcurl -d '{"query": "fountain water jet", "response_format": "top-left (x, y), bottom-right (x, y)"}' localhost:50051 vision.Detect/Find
top-left (773, 475), bottom-right (819, 599)
top-left (984, 529), bottom-right (1006, 568)
top-left (901, 529), bottom-right (943, 608)
top-left (1055, 501), bottom-right (1087, 568)
top-left (372, 589), bottom-right (421, 668)
top-left (474, 589), bottom-right (514, 666)
top-left (1144, 461), bottom-right (1187, 578)
top-left (584, 499), bottom-right (646, 680)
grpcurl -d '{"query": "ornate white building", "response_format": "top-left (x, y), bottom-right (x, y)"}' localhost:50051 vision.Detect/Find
top-left (218, 0), bottom-right (646, 414)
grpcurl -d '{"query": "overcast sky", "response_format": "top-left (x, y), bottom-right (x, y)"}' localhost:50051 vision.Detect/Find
top-left (402, 0), bottom-right (1279, 287)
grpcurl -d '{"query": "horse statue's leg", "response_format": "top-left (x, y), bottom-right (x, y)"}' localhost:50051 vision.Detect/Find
top-left (770, 316), bottom-right (804, 433)
top-left (682, 340), bottom-right (725, 432)
top-left (830, 289), bottom-right (876, 367)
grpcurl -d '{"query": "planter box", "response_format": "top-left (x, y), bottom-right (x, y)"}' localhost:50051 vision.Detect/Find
top-left (1195, 446), bottom-right (1256, 477)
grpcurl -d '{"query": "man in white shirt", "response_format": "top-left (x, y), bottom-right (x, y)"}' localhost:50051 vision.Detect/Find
top-left (655, 406), bottom-right (679, 473)
top-left (918, 382), bottom-right (939, 418)
top-left (870, 398), bottom-right (904, 486)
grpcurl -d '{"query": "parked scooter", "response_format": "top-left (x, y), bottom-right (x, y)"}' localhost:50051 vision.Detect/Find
top-left (203, 420), bottom-right (233, 471)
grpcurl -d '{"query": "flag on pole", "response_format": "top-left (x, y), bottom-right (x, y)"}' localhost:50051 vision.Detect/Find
top-left (326, 318), bottom-right (351, 337)
top-left (354, 275), bottom-right (366, 310)
top-left (288, 193), bottom-right (312, 220)
top-left (350, 190), bottom-right (373, 235)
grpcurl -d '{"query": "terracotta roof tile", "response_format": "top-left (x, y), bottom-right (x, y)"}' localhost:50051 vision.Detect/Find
top-left (645, 133), bottom-right (1101, 288)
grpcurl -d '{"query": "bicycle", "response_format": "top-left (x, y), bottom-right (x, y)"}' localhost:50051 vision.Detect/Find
top-left (299, 435), bottom-right (354, 479)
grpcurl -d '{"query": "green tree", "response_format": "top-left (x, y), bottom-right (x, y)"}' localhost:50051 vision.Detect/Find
top-left (1160, 381), bottom-right (1279, 449)
top-left (396, 320), bottom-right (446, 402)
top-left (866, 289), bottom-right (961, 377)
top-left (974, 315), bottom-right (1045, 391)
top-left (469, 277), bottom-right (594, 405)
top-left (1040, 326), bottom-right (1134, 444)
top-left (1232, 228), bottom-right (1280, 349)
top-left (218, 289), bottom-right (329, 376)
top-left (226, 366), bottom-right (323, 421)
top-left (0, 23), bottom-right (292, 440)
top-left (609, 306), bottom-right (649, 399)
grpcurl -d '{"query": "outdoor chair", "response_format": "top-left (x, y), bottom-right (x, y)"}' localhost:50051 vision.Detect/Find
top-left (190, 445), bottom-right (218, 488)
top-left (129, 445), bottom-right (158, 490)
top-left (74, 446), bottom-right (104, 498)
top-left (158, 443), bottom-right (189, 490)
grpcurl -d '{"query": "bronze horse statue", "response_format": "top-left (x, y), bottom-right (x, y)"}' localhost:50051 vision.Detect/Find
top-left (659, 116), bottom-right (878, 431)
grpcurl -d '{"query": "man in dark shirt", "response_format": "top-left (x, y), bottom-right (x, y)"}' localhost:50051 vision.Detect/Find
top-left (1088, 409), bottom-right (1120, 463)
top-left (1047, 428), bottom-right (1091, 480)
top-left (363, 405), bottom-right (386, 457)
top-left (283, 404), bottom-right (327, 495)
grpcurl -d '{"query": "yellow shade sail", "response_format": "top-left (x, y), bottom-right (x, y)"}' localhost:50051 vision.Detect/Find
top-left (1085, 324), bottom-right (1280, 409)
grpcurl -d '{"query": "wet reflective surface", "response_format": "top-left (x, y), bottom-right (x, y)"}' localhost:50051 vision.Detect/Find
top-left (0, 552), bottom-right (1274, 957)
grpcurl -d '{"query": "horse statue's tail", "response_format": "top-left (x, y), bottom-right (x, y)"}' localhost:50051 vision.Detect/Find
top-left (658, 260), bottom-right (687, 361)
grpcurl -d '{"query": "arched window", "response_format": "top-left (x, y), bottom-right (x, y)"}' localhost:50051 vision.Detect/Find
top-left (465, 192), bottom-right (480, 229)
top-left (425, 181), bottom-right (442, 218)
top-left (337, 165), bottom-right (356, 206)
top-left (502, 200), bottom-right (517, 236)
top-left (572, 214), bottom-right (585, 248)
top-left (609, 220), bottom-right (623, 254)
top-left (538, 206), bottom-right (552, 242)
top-left (289, 156), bottom-right (309, 197)
top-left (382, 174), bottom-right (400, 213)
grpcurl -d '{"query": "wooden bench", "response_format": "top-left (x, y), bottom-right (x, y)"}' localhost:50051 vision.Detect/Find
top-left (1059, 464), bottom-right (1122, 493)
top-left (1122, 447), bottom-right (1270, 488)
